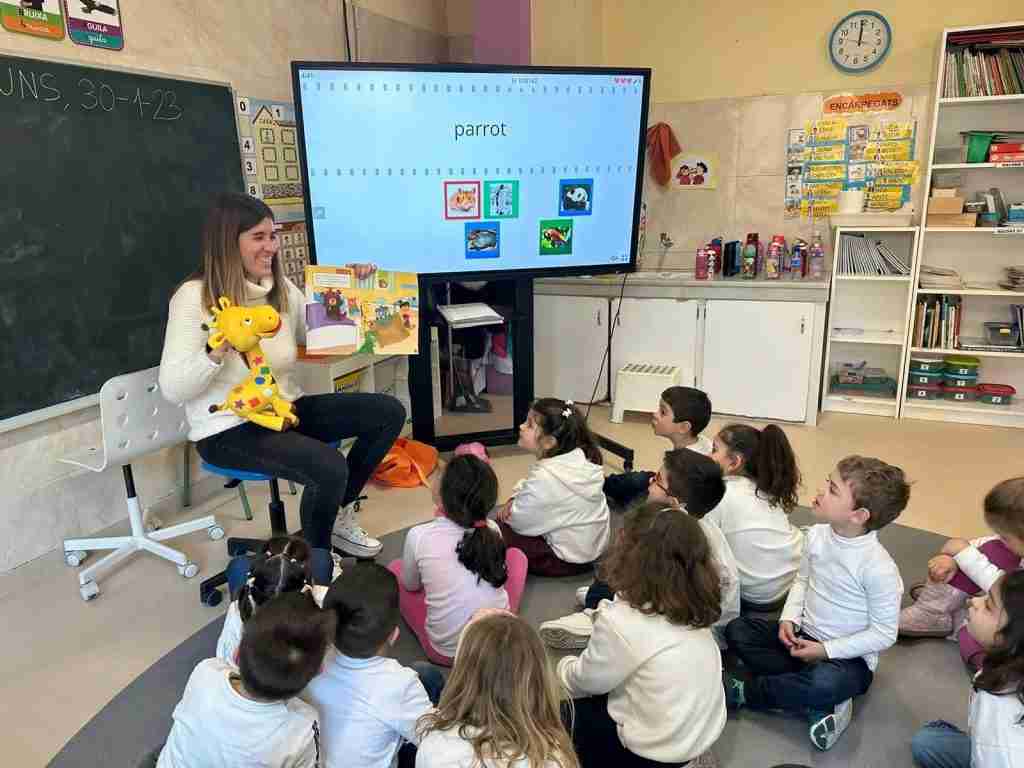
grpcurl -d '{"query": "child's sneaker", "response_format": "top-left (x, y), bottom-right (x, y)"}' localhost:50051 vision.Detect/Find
top-left (722, 672), bottom-right (746, 711)
top-left (809, 698), bottom-right (853, 751)
top-left (539, 610), bottom-right (595, 650)
top-left (899, 581), bottom-right (965, 638)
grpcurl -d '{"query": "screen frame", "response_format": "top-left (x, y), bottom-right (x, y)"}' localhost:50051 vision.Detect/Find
top-left (290, 61), bottom-right (651, 281)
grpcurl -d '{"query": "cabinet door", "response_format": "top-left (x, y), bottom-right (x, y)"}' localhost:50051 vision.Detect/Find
top-left (702, 300), bottom-right (813, 422)
top-left (534, 295), bottom-right (609, 403)
top-left (610, 298), bottom-right (699, 399)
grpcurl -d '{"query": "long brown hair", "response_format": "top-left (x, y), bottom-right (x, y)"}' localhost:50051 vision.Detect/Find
top-left (530, 398), bottom-right (603, 465)
top-left (193, 193), bottom-right (289, 312)
top-left (416, 613), bottom-right (578, 768)
top-left (599, 501), bottom-right (721, 628)
top-left (717, 423), bottom-right (801, 513)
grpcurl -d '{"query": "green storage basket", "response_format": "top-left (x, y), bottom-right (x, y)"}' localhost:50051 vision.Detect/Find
top-left (944, 356), bottom-right (981, 376)
top-left (964, 132), bottom-right (996, 163)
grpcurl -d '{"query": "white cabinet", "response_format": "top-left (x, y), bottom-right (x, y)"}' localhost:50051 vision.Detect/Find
top-left (701, 300), bottom-right (814, 422)
top-left (610, 298), bottom-right (699, 399)
top-left (534, 294), bottom-right (609, 403)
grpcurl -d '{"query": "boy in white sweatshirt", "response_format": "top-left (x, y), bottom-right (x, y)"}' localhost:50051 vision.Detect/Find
top-left (604, 386), bottom-right (713, 508)
top-left (724, 455), bottom-right (910, 752)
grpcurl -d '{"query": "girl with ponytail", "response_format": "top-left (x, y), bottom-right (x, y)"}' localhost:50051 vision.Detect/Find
top-left (388, 454), bottom-right (528, 666)
top-left (708, 423), bottom-right (805, 610)
top-left (496, 398), bottom-right (611, 577)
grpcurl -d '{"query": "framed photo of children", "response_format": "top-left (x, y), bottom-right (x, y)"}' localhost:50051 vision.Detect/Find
top-left (670, 152), bottom-right (718, 190)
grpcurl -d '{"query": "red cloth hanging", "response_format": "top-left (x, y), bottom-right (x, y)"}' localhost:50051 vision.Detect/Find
top-left (645, 122), bottom-right (681, 186)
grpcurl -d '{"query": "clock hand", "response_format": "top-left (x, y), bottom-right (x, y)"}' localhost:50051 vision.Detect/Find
top-left (858, 20), bottom-right (864, 46)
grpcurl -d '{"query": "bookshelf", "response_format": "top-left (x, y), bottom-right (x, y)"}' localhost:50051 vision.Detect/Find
top-left (904, 22), bottom-right (1024, 429)
top-left (822, 227), bottom-right (918, 418)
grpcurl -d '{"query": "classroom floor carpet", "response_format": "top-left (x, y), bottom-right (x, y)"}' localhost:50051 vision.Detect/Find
top-left (49, 510), bottom-right (967, 768)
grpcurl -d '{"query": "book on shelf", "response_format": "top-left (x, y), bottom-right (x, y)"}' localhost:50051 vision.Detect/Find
top-left (944, 41), bottom-right (1024, 97)
top-left (835, 233), bottom-right (909, 276)
top-left (913, 294), bottom-right (962, 349)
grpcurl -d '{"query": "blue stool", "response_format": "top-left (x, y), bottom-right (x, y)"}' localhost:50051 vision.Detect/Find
top-left (197, 442), bottom-right (339, 606)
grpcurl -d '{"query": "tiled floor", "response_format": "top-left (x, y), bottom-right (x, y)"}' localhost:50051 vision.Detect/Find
top-left (1, 405), bottom-right (1016, 765)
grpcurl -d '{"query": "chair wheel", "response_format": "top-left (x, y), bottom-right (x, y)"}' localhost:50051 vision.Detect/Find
top-left (145, 516), bottom-right (164, 533)
top-left (80, 581), bottom-right (100, 601)
top-left (179, 562), bottom-right (200, 579)
top-left (65, 551), bottom-right (87, 567)
top-left (202, 588), bottom-right (223, 607)
top-left (208, 525), bottom-right (226, 541)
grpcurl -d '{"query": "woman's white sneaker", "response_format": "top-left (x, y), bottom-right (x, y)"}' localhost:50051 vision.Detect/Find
top-left (331, 500), bottom-right (382, 558)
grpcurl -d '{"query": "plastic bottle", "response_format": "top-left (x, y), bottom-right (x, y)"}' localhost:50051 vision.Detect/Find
top-left (789, 238), bottom-right (807, 279)
top-left (695, 247), bottom-right (708, 279)
top-left (808, 233), bottom-right (825, 280)
top-left (765, 235), bottom-right (785, 279)
top-left (741, 233), bottom-right (758, 278)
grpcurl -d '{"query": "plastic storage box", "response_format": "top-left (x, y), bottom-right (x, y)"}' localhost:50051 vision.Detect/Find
top-left (909, 370), bottom-right (944, 386)
top-left (909, 355), bottom-right (945, 373)
top-left (977, 383), bottom-right (1016, 405)
top-left (943, 386), bottom-right (978, 403)
top-left (943, 371), bottom-right (979, 389)
top-left (907, 383), bottom-right (943, 400)
top-left (943, 356), bottom-right (981, 376)
top-left (984, 322), bottom-right (1021, 347)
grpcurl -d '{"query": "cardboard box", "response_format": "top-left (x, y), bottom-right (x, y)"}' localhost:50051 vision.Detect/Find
top-left (926, 212), bottom-right (978, 228)
top-left (928, 196), bottom-right (965, 214)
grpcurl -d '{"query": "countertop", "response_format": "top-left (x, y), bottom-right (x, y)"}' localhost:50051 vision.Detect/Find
top-left (535, 271), bottom-right (831, 302)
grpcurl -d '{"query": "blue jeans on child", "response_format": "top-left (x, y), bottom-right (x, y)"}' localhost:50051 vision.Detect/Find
top-left (397, 663), bottom-right (446, 768)
top-left (910, 721), bottom-right (970, 768)
top-left (584, 580), bottom-right (614, 610)
top-left (725, 617), bottom-right (874, 713)
top-left (225, 547), bottom-right (335, 595)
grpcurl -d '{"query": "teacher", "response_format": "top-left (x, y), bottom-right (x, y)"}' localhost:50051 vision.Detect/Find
top-left (159, 193), bottom-right (406, 562)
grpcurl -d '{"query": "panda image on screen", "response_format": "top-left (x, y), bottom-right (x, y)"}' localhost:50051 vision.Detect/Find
top-left (562, 184), bottom-right (590, 212)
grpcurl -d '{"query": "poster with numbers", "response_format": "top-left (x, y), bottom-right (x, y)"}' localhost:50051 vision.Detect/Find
top-left (0, 0), bottom-right (64, 39)
top-left (236, 95), bottom-right (310, 288)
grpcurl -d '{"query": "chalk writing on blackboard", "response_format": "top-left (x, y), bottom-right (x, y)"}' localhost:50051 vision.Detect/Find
top-left (0, 64), bottom-right (183, 121)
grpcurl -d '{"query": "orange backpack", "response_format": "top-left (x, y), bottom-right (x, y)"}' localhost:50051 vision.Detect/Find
top-left (372, 437), bottom-right (439, 488)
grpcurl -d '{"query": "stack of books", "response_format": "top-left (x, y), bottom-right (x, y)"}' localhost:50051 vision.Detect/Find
top-left (913, 295), bottom-right (962, 349)
top-left (919, 265), bottom-right (963, 290)
top-left (944, 28), bottom-right (1024, 97)
top-left (990, 141), bottom-right (1024, 163)
top-left (835, 234), bottom-right (909, 276)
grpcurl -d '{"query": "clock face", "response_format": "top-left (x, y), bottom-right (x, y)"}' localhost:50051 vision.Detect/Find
top-left (830, 11), bottom-right (891, 73)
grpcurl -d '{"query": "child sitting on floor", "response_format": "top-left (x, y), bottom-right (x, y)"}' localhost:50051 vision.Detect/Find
top-left (497, 398), bottom-right (610, 577)
top-left (540, 448), bottom-right (739, 651)
top-left (216, 535), bottom-right (315, 666)
top-left (557, 501), bottom-right (726, 768)
top-left (900, 477), bottom-right (1024, 671)
top-left (305, 562), bottom-right (445, 768)
top-left (387, 454), bottom-right (528, 665)
top-left (707, 423), bottom-right (804, 611)
top-left (911, 571), bottom-right (1024, 768)
top-left (604, 385), bottom-right (713, 508)
top-left (415, 611), bottom-right (579, 768)
top-left (158, 592), bottom-right (334, 768)
top-left (725, 456), bottom-right (909, 752)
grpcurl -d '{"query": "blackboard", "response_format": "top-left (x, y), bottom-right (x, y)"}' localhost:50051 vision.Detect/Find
top-left (0, 54), bottom-right (242, 425)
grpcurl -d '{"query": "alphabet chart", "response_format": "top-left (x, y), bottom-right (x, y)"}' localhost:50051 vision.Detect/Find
top-left (295, 68), bottom-right (646, 275)
top-left (237, 95), bottom-right (310, 288)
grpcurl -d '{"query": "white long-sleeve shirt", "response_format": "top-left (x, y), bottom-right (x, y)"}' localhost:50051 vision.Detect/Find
top-left (508, 448), bottom-right (610, 564)
top-left (303, 651), bottom-right (433, 768)
top-left (704, 476), bottom-right (804, 605)
top-left (557, 597), bottom-right (726, 764)
top-left (780, 524), bottom-right (903, 671)
top-left (416, 725), bottom-right (565, 768)
top-left (698, 517), bottom-right (741, 649)
top-left (158, 277), bottom-right (308, 442)
top-left (401, 517), bottom-right (510, 658)
top-left (969, 677), bottom-right (1024, 768)
top-left (158, 658), bottom-right (321, 768)
top-left (955, 536), bottom-right (1024, 593)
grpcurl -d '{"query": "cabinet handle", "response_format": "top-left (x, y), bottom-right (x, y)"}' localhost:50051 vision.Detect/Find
top-left (596, 309), bottom-right (602, 326)
top-left (800, 317), bottom-right (806, 334)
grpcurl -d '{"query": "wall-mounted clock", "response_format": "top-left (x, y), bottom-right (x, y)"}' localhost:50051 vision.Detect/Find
top-left (829, 11), bottom-right (892, 74)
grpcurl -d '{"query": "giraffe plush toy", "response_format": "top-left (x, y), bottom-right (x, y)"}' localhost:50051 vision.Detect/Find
top-left (203, 297), bottom-right (299, 431)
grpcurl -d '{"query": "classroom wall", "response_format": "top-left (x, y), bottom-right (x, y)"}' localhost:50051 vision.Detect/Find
top-left (599, 1), bottom-right (1022, 103)
top-left (0, 0), bottom-right (454, 575)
